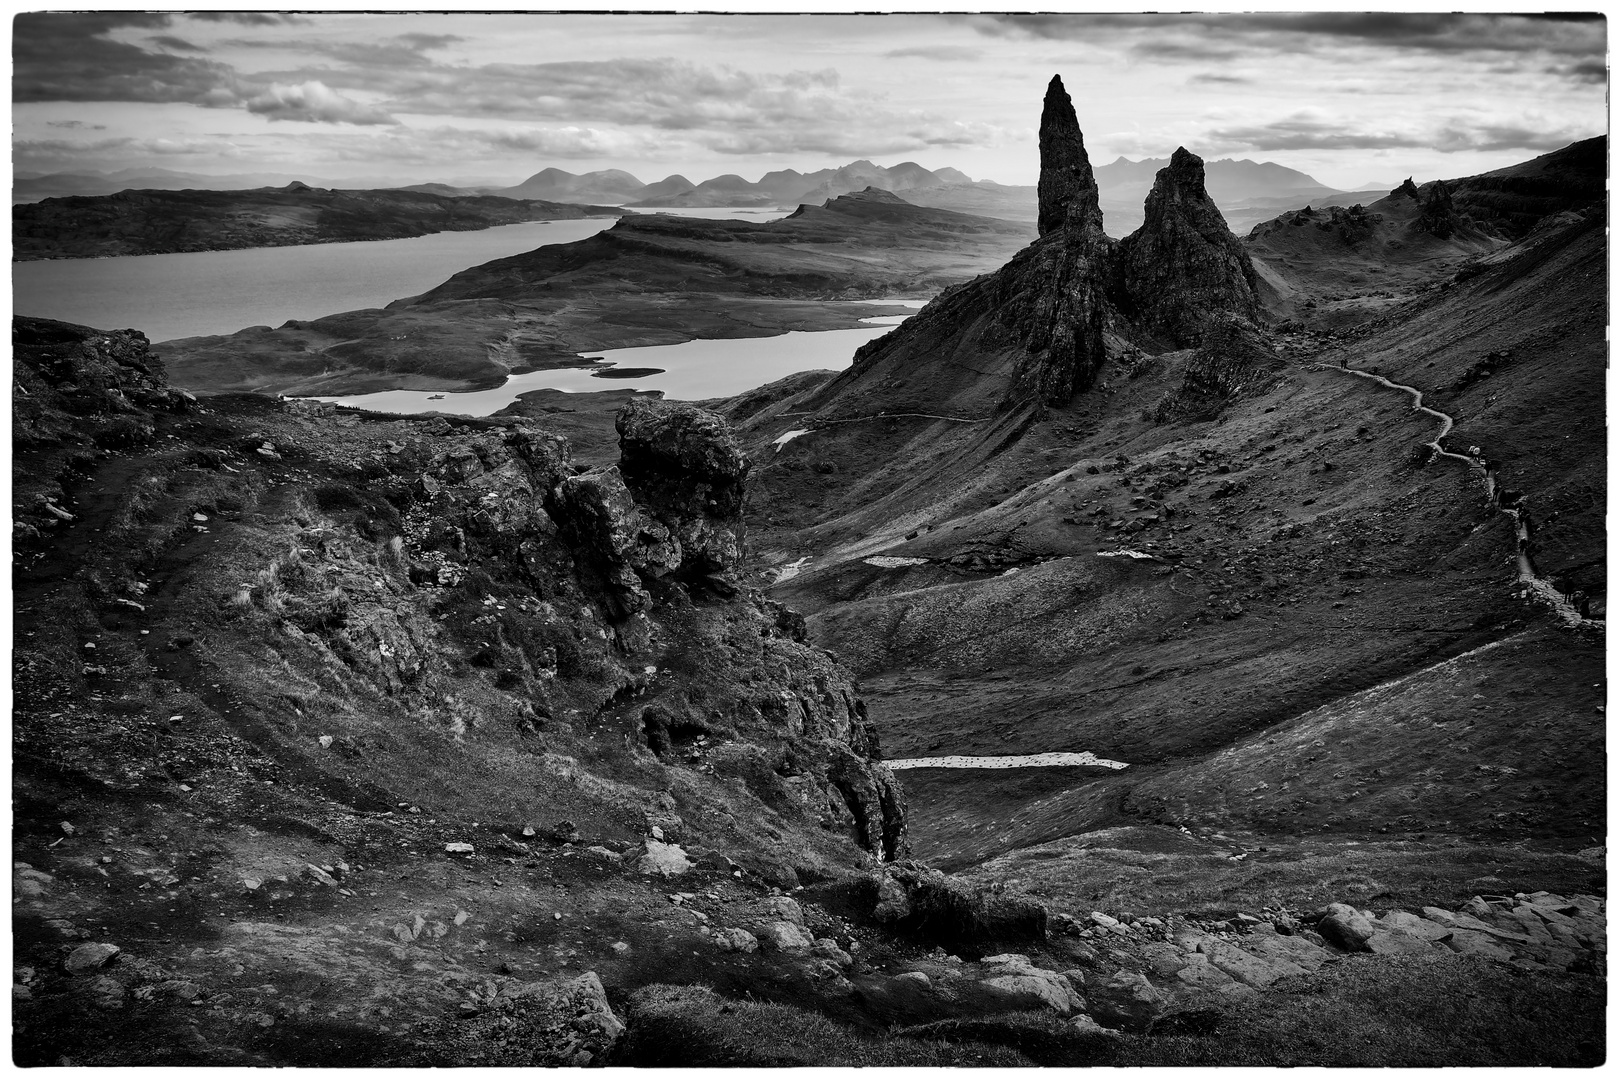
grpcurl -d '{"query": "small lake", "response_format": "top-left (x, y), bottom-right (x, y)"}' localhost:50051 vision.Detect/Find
top-left (10, 206), bottom-right (793, 344)
top-left (311, 308), bottom-right (920, 414)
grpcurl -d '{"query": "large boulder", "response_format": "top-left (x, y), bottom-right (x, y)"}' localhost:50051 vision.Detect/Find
top-left (1315, 902), bottom-right (1376, 951)
top-left (1084, 971), bottom-right (1168, 1032)
top-left (1113, 147), bottom-right (1262, 347)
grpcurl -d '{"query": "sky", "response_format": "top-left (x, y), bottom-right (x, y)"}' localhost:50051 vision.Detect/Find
top-left (12, 10), bottom-right (1609, 191)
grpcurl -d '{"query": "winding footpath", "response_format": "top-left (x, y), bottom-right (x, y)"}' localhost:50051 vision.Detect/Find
top-left (1319, 363), bottom-right (1599, 630)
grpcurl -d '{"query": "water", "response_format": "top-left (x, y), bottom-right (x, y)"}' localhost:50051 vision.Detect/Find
top-left (311, 314), bottom-right (912, 414)
top-left (13, 218), bottom-right (619, 343)
top-left (12, 206), bottom-right (796, 344)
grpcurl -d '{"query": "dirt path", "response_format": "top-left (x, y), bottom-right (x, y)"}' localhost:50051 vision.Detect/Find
top-left (1319, 363), bottom-right (1598, 630)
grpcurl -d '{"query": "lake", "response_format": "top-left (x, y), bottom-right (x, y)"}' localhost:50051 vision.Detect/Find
top-left (10, 206), bottom-right (792, 343)
top-left (311, 309), bottom-right (919, 413)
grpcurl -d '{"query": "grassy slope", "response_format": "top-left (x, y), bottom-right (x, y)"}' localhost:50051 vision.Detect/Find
top-left (734, 201), bottom-right (1603, 900)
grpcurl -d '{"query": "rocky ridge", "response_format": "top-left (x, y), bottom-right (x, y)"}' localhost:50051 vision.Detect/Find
top-left (791, 75), bottom-right (1261, 421)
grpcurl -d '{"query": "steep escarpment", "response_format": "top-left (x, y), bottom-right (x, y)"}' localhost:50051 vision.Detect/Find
top-left (1113, 147), bottom-right (1262, 346)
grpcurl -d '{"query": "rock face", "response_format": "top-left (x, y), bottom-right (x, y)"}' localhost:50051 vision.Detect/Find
top-left (813, 74), bottom-right (1112, 412)
top-left (1417, 177), bottom-right (1458, 238)
top-left (1394, 177), bottom-right (1421, 200)
top-left (1114, 147), bottom-right (1261, 346)
top-left (614, 398), bottom-right (750, 579)
top-left (1037, 75), bottom-right (1104, 236)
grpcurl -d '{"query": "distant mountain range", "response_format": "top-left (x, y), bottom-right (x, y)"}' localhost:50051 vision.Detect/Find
top-left (19, 156), bottom-right (1397, 238)
top-left (477, 157), bottom-right (1385, 236)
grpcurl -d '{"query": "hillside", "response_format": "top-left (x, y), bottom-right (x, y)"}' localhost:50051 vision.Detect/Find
top-left (1241, 136), bottom-right (1605, 330)
top-left (157, 190), bottom-right (1033, 397)
top-left (12, 185), bottom-right (623, 261)
top-left (711, 78), bottom-right (1604, 1059)
top-left (9, 72), bottom-right (1606, 1069)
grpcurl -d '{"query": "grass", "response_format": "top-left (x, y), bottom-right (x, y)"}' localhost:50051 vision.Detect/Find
top-left (611, 984), bottom-right (1033, 1067)
top-left (1115, 952), bottom-right (1605, 1067)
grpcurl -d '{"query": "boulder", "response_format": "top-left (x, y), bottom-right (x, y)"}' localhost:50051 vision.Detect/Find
top-left (1364, 929), bottom-right (1436, 956)
top-left (1174, 954), bottom-right (1236, 991)
top-left (1375, 910), bottom-right (1452, 941)
top-left (503, 971), bottom-right (626, 1065)
top-left (636, 840), bottom-right (694, 877)
top-left (764, 896), bottom-right (807, 926)
top-left (760, 921), bottom-right (814, 953)
top-left (1242, 928), bottom-right (1329, 972)
top-left (1316, 903), bottom-right (1376, 951)
top-left (1443, 930), bottom-right (1514, 962)
top-left (1085, 971), bottom-right (1168, 1032)
top-left (713, 928), bottom-right (759, 954)
top-left (981, 972), bottom-right (1084, 1016)
top-left (64, 942), bottom-right (121, 974)
top-left (1203, 941), bottom-right (1306, 988)
top-left (811, 938), bottom-right (853, 967)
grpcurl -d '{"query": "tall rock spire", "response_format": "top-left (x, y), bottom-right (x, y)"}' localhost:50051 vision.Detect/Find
top-left (1114, 146), bottom-right (1260, 346)
top-left (1037, 74), bottom-right (1104, 236)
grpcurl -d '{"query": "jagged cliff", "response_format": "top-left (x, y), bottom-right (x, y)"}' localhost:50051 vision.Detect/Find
top-left (789, 77), bottom-right (1264, 421)
top-left (13, 318), bottom-right (907, 893)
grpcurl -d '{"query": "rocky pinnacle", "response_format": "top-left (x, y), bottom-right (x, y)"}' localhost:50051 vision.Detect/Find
top-left (1036, 74), bottom-right (1104, 236)
top-left (1115, 146), bottom-right (1261, 346)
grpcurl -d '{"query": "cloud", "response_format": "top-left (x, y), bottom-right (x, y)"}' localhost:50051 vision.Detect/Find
top-left (148, 35), bottom-right (204, 52)
top-left (14, 12), bottom-right (243, 105)
top-left (187, 13), bottom-right (306, 26)
top-left (16, 135), bottom-right (248, 158)
top-left (1208, 117), bottom-right (1428, 152)
top-left (1566, 60), bottom-right (1608, 83)
top-left (1207, 112), bottom-right (1595, 155)
top-left (882, 45), bottom-right (983, 62)
top-left (965, 12), bottom-right (1605, 60)
top-left (1188, 73), bottom-right (1251, 86)
top-left (396, 33), bottom-right (463, 51)
top-left (46, 120), bottom-right (108, 130)
top-left (245, 82), bottom-right (398, 126)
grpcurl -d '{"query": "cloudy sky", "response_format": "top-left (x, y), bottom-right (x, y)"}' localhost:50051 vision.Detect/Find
top-left (13, 11), bottom-right (1608, 190)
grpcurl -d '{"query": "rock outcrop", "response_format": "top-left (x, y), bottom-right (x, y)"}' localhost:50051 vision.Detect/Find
top-left (615, 398), bottom-right (750, 580)
top-left (1416, 177), bottom-right (1459, 239)
top-left (1394, 177), bottom-right (1421, 200)
top-left (1037, 74), bottom-right (1105, 236)
top-left (806, 72), bottom-right (1112, 412)
top-left (1113, 147), bottom-right (1261, 346)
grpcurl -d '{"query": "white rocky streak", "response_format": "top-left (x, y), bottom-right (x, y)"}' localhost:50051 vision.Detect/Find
top-left (772, 429), bottom-right (811, 451)
top-left (887, 752), bottom-right (1129, 771)
top-left (1097, 549), bottom-right (1155, 560)
top-left (864, 555), bottom-right (929, 568)
top-left (771, 556), bottom-right (811, 583)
